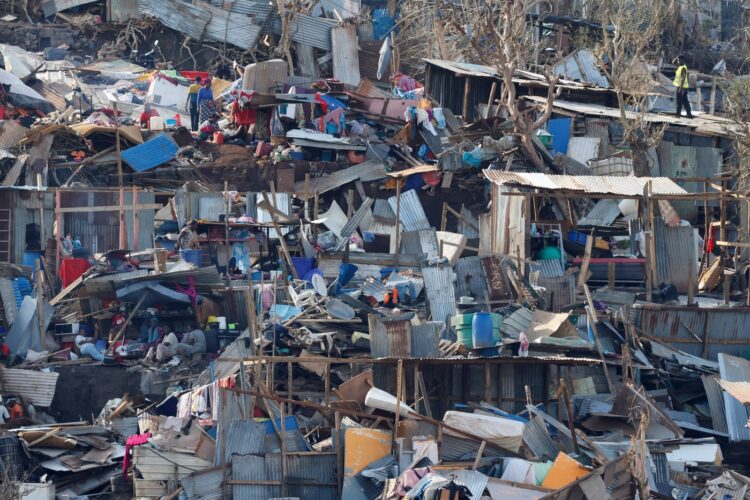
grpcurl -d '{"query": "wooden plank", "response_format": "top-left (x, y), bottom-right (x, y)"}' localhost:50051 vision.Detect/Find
top-left (577, 235), bottom-right (594, 289)
top-left (1, 154), bottom-right (28, 187)
top-left (331, 24), bottom-right (360, 86)
top-left (55, 203), bottom-right (162, 214)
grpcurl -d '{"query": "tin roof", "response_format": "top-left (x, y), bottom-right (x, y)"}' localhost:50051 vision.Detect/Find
top-left (482, 170), bottom-right (687, 196)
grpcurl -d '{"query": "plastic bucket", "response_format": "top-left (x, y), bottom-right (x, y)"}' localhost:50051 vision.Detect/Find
top-left (292, 257), bottom-right (315, 278)
top-left (250, 270), bottom-right (262, 282)
top-left (472, 312), bottom-right (495, 348)
top-left (180, 249), bottom-right (203, 267)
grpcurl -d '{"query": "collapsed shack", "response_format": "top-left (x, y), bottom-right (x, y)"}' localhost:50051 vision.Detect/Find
top-left (3, 3), bottom-right (750, 497)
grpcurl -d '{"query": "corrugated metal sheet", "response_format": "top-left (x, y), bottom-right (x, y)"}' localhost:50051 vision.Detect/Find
top-left (567, 137), bottom-right (600, 165)
top-left (553, 49), bottom-right (610, 88)
top-left (435, 469), bottom-right (489, 499)
top-left (138, 0), bottom-right (211, 40)
top-left (718, 354), bottom-right (750, 441)
top-left (458, 206), bottom-right (479, 239)
top-left (0, 368), bottom-right (59, 407)
top-left (421, 265), bottom-right (455, 324)
top-left (203, 2), bottom-right (272, 50)
top-left (577, 199), bottom-right (622, 227)
top-left (718, 380), bottom-right (750, 404)
top-left (224, 419), bottom-right (265, 463)
top-left (482, 171), bottom-right (687, 196)
top-left (500, 307), bottom-right (534, 339)
top-left (271, 12), bottom-right (340, 51)
top-left (653, 220), bottom-right (696, 294)
top-left (667, 143), bottom-right (698, 219)
top-left (384, 319), bottom-right (411, 357)
top-left (195, 335), bottom-right (252, 386)
top-left (219, 288), bottom-right (249, 331)
top-left (522, 414), bottom-right (558, 461)
top-left (180, 466), bottom-right (225, 500)
top-left (455, 256), bottom-right (489, 300)
top-left (411, 322), bottom-right (441, 358)
top-left (585, 119), bottom-right (611, 155)
top-left (368, 313), bottom-right (388, 357)
top-left (334, 197), bottom-right (374, 251)
top-left (401, 229), bottom-right (439, 259)
top-left (319, 201), bottom-right (347, 237)
top-left (695, 147), bottom-right (722, 208)
top-left (198, 195), bottom-right (226, 221)
top-left (536, 274), bottom-right (576, 312)
top-left (110, 417), bottom-right (138, 438)
top-left (372, 198), bottom-right (395, 221)
top-left (701, 375), bottom-right (728, 434)
top-left (388, 189), bottom-right (430, 231)
top-left (108, 0), bottom-right (138, 21)
top-left (231, 453), bottom-right (278, 499)
top-left (231, 453), bottom-right (335, 499)
top-left (286, 454), bottom-right (337, 499)
top-left (121, 134), bottom-right (178, 172)
top-left (588, 155), bottom-right (633, 176)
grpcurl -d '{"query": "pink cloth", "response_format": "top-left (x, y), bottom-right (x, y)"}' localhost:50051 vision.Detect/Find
top-left (123, 433), bottom-right (151, 479)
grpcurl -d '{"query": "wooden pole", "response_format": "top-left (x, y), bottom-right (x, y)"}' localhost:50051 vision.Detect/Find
top-left (36, 266), bottom-right (46, 350)
top-left (721, 179), bottom-right (729, 305)
top-left (55, 188), bottom-right (62, 274)
top-left (108, 294), bottom-right (147, 347)
top-left (394, 178), bottom-right (402, 266)
top-left (394, 359), bottom-right (403, 445)
top-left (643, 184), bottom-right (653, 302)
top-left (583, 285), bottom-right (615, 393)
top-left (113, 102), bottom-right (126, 249)
top-left (132, 186), bottom-right (139, 250)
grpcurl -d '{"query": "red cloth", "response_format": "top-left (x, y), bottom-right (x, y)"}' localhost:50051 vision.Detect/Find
top-left (232, 101), bottom-right (256, 126)
top-left (123, 433), bottom-right (151, 479)
top-left (59, 258), bottom-right (90, 287)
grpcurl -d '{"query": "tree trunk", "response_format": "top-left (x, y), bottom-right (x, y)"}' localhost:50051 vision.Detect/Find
top-left (628, 135), bottom-right (651, 177)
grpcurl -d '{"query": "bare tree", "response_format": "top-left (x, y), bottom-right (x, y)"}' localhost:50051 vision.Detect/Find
top-left (437, 0), bottom-right (561, 169)
top-left (588, 0), bottom-right (673, 176)
top-left (723, 78), bottom-right (750, 191)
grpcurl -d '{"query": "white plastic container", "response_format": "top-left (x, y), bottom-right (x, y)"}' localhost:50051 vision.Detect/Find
top-left (149, 116), bottom-right (165, 131)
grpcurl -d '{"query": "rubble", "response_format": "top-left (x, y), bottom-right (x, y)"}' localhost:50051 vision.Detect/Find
top-left (1, 1), bottom-right (750, 498)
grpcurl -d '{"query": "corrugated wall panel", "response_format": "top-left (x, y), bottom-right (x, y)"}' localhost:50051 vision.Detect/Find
top-left (653, 219), bottom-right (696, 294)
top-left (421, 265), bottom-right (456, 324)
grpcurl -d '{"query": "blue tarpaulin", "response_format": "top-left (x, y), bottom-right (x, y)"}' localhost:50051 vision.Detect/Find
top-left (547, 118), bottom-right (571, 155)
top-left (121, 133), bottom-right (179, 172)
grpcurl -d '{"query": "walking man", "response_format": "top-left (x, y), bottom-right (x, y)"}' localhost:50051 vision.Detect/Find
top-left (674, 56), bottom-right (693, 118)
top-left (186, 76), bottom-right (202, 131)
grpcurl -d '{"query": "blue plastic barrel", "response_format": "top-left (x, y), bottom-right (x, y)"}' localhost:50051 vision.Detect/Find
top-left (472, 312), bottom-right (495, 348)
top-left (180, 249), bottom-right (203, 267)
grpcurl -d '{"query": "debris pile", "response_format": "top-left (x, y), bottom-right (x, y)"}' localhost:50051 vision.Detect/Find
top-left (1, 0), bottom-right (750, 498)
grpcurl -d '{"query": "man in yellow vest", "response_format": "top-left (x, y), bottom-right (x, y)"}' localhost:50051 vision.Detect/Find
top-left (674, 56), bottom-right (693, 118)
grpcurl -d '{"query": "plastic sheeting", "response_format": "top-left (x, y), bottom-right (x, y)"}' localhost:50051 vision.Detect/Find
top-left (442, 411), bottom-right (525, 452)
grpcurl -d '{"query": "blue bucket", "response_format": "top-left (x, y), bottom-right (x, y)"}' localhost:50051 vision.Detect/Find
top-left (250, 270), bottom-right (262, 282)
top-left (180, 249), bottom-right (203, 267)
top-left (292, 257), bottom-right (315, 278)
top-left (95, 340), bottom-right (107, 352)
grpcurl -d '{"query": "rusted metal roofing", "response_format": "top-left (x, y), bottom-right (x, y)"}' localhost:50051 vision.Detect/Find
top-left (482, 171), bottom-right (687, 196)
top-left (718, 354), bottom-right (750, 441)
top-left (0, 367), bottom-right (59, 407)
top-left (718, 380), bottom-right (750, 405)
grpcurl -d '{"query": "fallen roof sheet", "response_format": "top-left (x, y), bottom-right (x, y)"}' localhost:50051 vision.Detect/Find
top-left (121, 133), bottom-right (179, 172)
top-left (272, 12), bottom-right (340, 51)
top-left (552, 49), bottom-right (610, 88)
top-left (718, 353), bottom-right (750, 442)
top-left (525, 95), bottom-right (735, 136)
top-left (718, 379), bottom-right (750, 405)
top-left (0, 367), bottom-right (59, 407)
top-left (137, 0), bottom-right (211, 40)
top-left (482, 171), bottom-right (687, 196)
